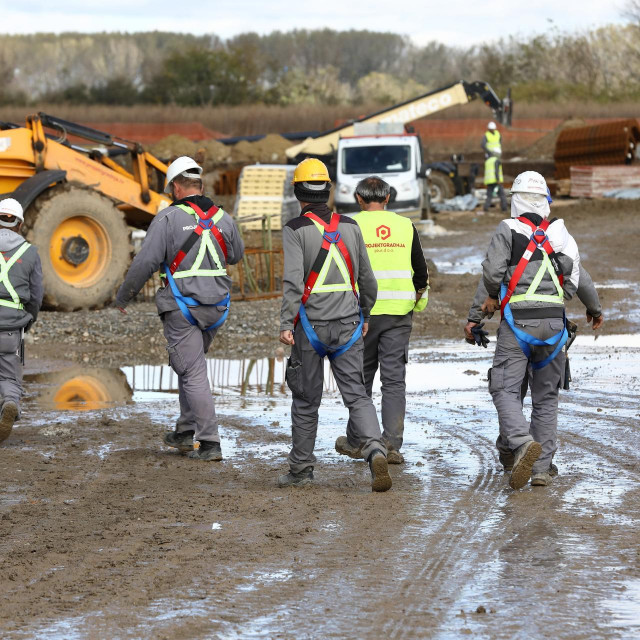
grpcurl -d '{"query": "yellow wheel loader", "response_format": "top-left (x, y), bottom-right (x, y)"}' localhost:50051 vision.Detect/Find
top-left (0, 113), bottom-right (172, 310)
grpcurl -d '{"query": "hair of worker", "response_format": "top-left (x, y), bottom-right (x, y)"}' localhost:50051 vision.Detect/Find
top-left (173, 175), bottom-right (203, 190)
top-left (355, 176), bottom-right (391, 203)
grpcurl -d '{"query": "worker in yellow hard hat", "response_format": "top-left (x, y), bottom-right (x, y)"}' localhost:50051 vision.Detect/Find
top-left (277, 157), bottom-right (392, 492)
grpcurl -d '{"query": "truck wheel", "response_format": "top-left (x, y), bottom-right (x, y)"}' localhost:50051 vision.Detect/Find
top-left (24, 185), bottom-right (132, 311)
top-left (429, 173), bottom-right (455, 203)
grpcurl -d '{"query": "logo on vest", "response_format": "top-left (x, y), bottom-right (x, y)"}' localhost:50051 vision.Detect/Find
top-left (376, 225), bottom-right (391, 240)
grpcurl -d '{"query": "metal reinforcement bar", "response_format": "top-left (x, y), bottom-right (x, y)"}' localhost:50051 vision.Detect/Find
top-left (554, 119), bottom-right (640, 179)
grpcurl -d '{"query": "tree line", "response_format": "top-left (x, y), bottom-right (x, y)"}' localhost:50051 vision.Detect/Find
top-left (1, 20), bottom-right (639, 108)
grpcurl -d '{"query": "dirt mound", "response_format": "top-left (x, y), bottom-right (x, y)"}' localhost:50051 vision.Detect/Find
top-left (149, 134), bottom-right (197, 160)
top-left (523, 118), bottom-right (586, 159)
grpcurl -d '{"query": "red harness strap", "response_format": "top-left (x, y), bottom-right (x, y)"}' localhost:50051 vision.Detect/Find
top-left (294, 212), bottom-right (358, 325)
top-left (500, 217), bottom-right (563, 316)
top-left (168, 201), bottom-right (227, 275)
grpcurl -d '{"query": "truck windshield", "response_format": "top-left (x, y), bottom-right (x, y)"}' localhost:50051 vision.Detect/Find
top-left (341, 145), bottom-right (412, 175)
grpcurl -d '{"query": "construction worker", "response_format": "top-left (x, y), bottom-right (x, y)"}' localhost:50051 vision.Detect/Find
top-left (469, 171), bottom-right (603, 489)
top-left (482, 121), bottom-right (508, 213)
top-left (278, 158), bottom-right (392, 492)
top-left (0, 198), bottom-right (43, 444)
top-left (115, 156), bottom-right (244, 460)
top-left (334, 176), bottom-right (428, 465)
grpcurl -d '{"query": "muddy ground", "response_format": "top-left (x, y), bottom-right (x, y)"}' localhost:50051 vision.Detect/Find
top-left (1, 199), bottom-right (639, 638)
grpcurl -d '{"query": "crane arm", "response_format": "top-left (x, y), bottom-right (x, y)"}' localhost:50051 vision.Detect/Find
top-left (285, 80), bottom-right (511, 160)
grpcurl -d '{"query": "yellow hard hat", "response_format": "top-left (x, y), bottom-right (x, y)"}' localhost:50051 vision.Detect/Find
top-left (292, 158), bottom-right (330, 183)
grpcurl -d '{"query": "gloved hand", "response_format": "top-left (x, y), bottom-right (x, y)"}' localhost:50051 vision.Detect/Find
top-left (471, 322), bottom-right (490, 348)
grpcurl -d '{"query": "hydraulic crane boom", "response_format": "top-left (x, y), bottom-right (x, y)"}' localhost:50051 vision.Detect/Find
top-left (285, 80), bottom-right (511, 160)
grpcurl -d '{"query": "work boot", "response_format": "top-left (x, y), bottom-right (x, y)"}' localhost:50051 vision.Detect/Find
top-left (386, 449), bottom-right (404, 465)
top-left (187, 440), bottom-right (222, 461)
top-left (335, 435), bottom-right (363, 459)
top-left (0, 401), bottom-right (18, 444)
top-left (509, 440), bottom-right (542, 490)
top-left (499, 450), bottom-right (515, 472)
top-left (531, 471), bottom-right (552, 486)
top-left (277, 466), bottom-right (314, 488)
top-left (369, 449), bottom-right (392, 493)
top-left (163, 429), bottom-right (195, 452)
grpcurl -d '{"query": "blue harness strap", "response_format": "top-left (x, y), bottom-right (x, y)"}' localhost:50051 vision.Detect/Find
top-left (500, 283), bottom-right (568, 370)
top-left (298, 304), bottom-right (364, 362)
top-left (163, 263), bottom-right (230, 331)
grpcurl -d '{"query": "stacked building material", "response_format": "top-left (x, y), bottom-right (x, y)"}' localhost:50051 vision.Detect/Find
top-left (554, 120), bottom-right (640, 179)
top-left (570, 166), bottom-right (640, 198)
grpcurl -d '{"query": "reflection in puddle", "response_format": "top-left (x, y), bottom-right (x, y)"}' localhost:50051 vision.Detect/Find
top-left (601, 579), bottom-right (640, 633)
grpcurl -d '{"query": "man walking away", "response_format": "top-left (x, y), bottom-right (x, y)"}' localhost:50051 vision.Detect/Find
top-left (115, 157), bottom-right (244, 461)
top-left (278, 159), bottom-right (391, 492)
top-left (477, 171), bottom-right (603, 489)
top-left (482, 121), bottom-right (508, 213)
top-left (0, 198), bottom-right (43, 444)
top-left (335, 176), bottom-right (428, 465)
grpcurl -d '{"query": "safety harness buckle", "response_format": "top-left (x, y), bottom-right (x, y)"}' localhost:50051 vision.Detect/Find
top-left (532, 229), bottom-right (547, 247)
top-left (322, 230), bottom-right (341, 244)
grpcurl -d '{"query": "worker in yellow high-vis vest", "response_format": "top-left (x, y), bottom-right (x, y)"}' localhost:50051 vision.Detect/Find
top-left (335, 176), bottom-right (429, 465)
top-left (482, 121), bottom-right (508, 213)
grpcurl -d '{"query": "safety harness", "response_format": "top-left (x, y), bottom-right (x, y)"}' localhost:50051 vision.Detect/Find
top-left (295, 212), bottom-right (363, 361)
top-left (500, 216), bottom-right (568, 369)
top-left (0, 242), bottom-right (31, 310)
top-left (163, 201), bottom-right (230, 331)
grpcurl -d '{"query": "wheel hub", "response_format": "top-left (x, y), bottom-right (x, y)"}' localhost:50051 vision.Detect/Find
top-left (61, 235), bottom-right (90, 266)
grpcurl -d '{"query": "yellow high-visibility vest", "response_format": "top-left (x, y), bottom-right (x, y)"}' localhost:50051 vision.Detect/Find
top-left (484, 156), bottom-right (504, 185)
top-left (355, 211), bottom-right (427, 315)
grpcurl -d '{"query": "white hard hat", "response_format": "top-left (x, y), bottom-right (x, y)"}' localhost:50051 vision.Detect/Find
top-left (0, 198), bottom-right (24, 226)
top-left (487, 121), bottom-right (497, 130)
top-left (510, 171), bottom-right (548, 196)
top-left (164, 156), bottom-right (203, 194)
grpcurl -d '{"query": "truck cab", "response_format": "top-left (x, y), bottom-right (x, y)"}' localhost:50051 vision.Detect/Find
top-left (334, 123), bottom-right (424, 218)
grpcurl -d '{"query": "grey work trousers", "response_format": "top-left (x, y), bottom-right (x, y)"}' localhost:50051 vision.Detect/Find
top-left (162, 306), bottom-right (225, 443)
top-left (346, 313), bottom-right (412, 452)
top-left (484, 183), bottom-right (508, 212)
top-left (0, 330), bottom-right (22, 416)
top-left (489, 317), bottom-right (565, 474)
top-left (286, 318), bottom-right (386, 474)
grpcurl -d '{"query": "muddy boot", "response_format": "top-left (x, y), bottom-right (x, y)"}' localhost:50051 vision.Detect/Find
top-left (369, 449), bottom-right (392, 493)
top-left (187, 440), bottom-right (222, 461)
top-left (335, 435), bottom-right (363, 459)
top-left (0, 401), bottom-right (18, 444)
top-left (549, 463), bottom-right (558, 477)
top-left (277, 467), bottom-right (314, 488)
top-left (499, 450), bottom-right (515, 472)
top-left (509, 440), bottom-right (542, 490)
top-left (163, 429), bottom-right (195, 452)
top-left (386, 449), bottom-right (404, 465)
top-left (531, 471), bottom-right (552, 486)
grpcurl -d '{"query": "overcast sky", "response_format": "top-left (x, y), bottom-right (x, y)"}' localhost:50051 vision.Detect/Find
top-left (2, 1), bottom-right (629, 46)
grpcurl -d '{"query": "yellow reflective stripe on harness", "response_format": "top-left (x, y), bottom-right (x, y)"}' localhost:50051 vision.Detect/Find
top-left (308, 219), bottom-right (353, 295)
top-left (171, 204), bottom-right (227, 279)
top-left (510, 251), bottom-right (564, 305)
top-left (0, 242), bottom-right (30, 310)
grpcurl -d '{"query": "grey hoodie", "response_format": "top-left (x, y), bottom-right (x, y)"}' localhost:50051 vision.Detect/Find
top-left (0, 229), bottom-right (43, 331)
top-left (116, 196), bottom-right (244, 314)
top-left (280, 204), bottom-right (378, 332)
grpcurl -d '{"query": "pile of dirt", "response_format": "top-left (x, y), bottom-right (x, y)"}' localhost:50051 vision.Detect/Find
top-left (523, 118), bottom-right (586, 160)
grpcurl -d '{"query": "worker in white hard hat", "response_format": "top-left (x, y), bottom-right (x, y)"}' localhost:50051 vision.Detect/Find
top-left (0, 198), bottom-right (44, 445)
top-left (467, 171), bottom-right (603, 490)
top-left (482, 121), bottom-right (508, 212)
top-left (115, 157), bottom-right (244, 460)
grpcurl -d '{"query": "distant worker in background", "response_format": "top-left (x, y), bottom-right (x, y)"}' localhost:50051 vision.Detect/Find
top-left (335, 176), bottom-right (429, 465)
top-left (278, 159), bottom-right (392, 492)
top-left (469, 171), bottom-right (603, 489)
top-left (482, 121), bottom-right (508, 213)
top-left (115, 157), bottom-right (244, 461)
top-left (0, 198), bottom-right (43, 445)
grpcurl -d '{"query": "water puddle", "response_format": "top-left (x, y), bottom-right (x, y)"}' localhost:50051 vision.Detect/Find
top-left (428, 246), bottom-right (484, 274)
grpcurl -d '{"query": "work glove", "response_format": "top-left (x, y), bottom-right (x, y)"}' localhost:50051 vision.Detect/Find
top-left (471, 322), bottom-right (490, 348)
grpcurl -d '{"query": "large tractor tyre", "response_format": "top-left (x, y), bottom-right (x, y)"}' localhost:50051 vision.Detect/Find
top-left (429, 172), bottom-right (456, 203)
top-left (24, 186), bottom-right (132, 311)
